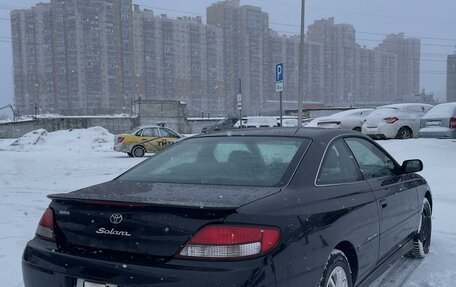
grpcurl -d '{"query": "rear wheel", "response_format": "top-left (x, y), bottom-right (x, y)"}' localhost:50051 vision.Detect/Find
top-left (320, 250), bottom-right (353, 287)
top-left (132, 146), bottom-right (146, 158)
top-left (396, 127), bottom-right (413, 139)
top-left (410, 198), bottom-right (432, 258)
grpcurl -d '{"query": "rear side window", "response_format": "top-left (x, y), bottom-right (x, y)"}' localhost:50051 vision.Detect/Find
top-left (317, 139), bottom-right (363, 185)
top-left (405, 105), bottom-right (431, 115)
top-left (142, 128), bottom-right (159, 137)
top-left (160, 128), bottom-right (179, 138)
top-left (345, 138), bottom-right (397, 179)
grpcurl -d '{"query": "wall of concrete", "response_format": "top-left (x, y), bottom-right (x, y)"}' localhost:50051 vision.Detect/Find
top-left (134, 100), bottom-right (191, 133)
top-left (187, 118), bottom-right (221, 134)
top-left (0, 117), bottom-right (139, 139)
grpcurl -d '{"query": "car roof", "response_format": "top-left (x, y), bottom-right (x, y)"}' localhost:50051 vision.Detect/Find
top-left (241, 116), bottom-right (277, 119)
top-left (192, 127), bottom-right (360, 141)
top-left (434, 102), bottom-right (456, 108)
top-left (379, 103), bottom-right (433, 109)
top-left (325, 108), bottom-right (374, 117)
top-left (137, 125), bottom-right (166, 129)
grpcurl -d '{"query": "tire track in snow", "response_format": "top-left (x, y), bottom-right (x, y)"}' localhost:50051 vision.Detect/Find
top-left (370, 257), bottom-right (422, 287)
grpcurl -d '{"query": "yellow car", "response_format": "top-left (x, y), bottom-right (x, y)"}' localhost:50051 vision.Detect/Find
top-left (113, 126), bottom-right (183, 157)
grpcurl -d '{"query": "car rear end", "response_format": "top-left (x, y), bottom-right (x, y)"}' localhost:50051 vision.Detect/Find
top-left (316, 120), bottom-right (342, 129)
top-left (420, 104), bottom-right (456, 138)
top-left (23, 135), bottom-right (312, 287)
top-left (23, 198), bottom-right (279, 287)
top-left (362, 108), bottom-right (402, 139)
top-left (113, 134), bottom-right (131, 153)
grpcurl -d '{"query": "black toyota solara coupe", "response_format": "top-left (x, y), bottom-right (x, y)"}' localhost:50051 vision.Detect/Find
top-left (22, 128), bottom-right (432, 287)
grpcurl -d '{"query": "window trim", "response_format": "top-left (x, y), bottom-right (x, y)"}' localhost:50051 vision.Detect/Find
top-left (314, 135), bottom-right (366, 187)
top-left (142, 127), bottom-right (159, 138)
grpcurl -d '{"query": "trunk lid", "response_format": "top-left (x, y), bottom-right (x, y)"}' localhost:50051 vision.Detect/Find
top-left (49, 180), bottom-right (280, 258)
top-left (365, 108), bottom-right (399, 128)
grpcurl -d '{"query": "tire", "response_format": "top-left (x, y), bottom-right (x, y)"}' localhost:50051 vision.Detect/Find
top-left (410, 198), bottom-right (432, 258)
top-left (396, 127), bottom-right (413, 139)
top-left (320, 250), bottom-right (353, 287)
top-left (132, 146), bottom-right (146, 158)
top-left (127, 152), bottom-right (134, 157)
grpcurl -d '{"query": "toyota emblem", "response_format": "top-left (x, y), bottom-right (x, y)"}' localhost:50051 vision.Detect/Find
top-left (110, 213), bottom-right (123, 224)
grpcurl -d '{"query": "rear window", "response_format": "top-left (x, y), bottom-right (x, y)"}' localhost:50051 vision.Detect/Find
top-left (423, 104), bottom-right (456, 118)
top-left (119, 136), bottom-right (310, 187)
top-left (368, 107), bottom-right (399, 117)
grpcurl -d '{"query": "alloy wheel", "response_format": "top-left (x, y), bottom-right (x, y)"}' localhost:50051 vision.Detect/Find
top-left (326, 266), bottom-right (348, 287)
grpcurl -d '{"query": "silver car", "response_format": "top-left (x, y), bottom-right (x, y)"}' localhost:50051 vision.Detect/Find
top-left (420, 102), bottom-right (456, 139)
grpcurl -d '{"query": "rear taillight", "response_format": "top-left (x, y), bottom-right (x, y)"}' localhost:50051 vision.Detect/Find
top-left (450, 117), bottom-right (456, 129)
top-left (35, 208), bottom-right (55, 241)
top-left (178, 225), bottom-right (280, 260)
top-left (384, 117), bottom-right (399, 124)
top-left (117, 136), bottom-right (125, 144)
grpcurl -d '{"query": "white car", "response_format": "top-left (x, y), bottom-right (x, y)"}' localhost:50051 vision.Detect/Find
top-left (420, 102), bottom-right (456, 139)
top-left (233, 116), bottom-right (279, 128)
top-left (275, 116), bottom-right (299, 127)
top-left (362, 103), bottom-right (433, 139)
top-left (306, 109), bottom-right (374, 131)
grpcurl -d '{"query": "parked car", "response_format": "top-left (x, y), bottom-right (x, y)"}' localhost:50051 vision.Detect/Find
top-left (233, 116), bottom-right (279, 128)
top-left (306, 108), bottom-right (374, 131)
top-left (113, 125), bottom-right (182, 157)
top-left (281, 118), bottom-right (299, 127)
top-left (275, 116), bottom-right (312, 127)
top-left (201, 117), bottom-right (238, 134)
top-left (362, 103), bottom-right (433, 139)
top-left (419, 102), bottom-right (456, 139)
top-left (23, 128), bottom-right (432, 287)
top-left (302, 117), bottom-right (315, 126)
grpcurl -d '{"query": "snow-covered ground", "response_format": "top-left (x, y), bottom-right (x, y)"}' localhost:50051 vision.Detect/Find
top-left (0, 128), bottom-right (455, 287)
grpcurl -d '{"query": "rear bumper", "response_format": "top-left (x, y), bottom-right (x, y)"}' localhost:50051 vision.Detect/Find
top-left (23, 238), bottom-right (276, 287)
top-left (362, 124), bottom-right (397, 139)
top-left (419, 128), bottom-right (456, 139)
top-left (113, 143), bottom-right (132, 153)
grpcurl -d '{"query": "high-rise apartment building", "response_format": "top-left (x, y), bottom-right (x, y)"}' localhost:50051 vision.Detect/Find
top-left (447, 54), bottom-right (456, 103)
top-left (11, 0), bottom-right (134, 115)
top-left (307, 18), bottom-right (357, 106)
top-left (378, 33), bottom-right (421, 101)
top-left (207, 0), bottom-right (271, 115)
top-left (11, 1), bottom-right (422, 116)
top-left (269, 33), bottom-right (323, 104)
top-left (132, 7), bottom-right (225, 116)
top-left (354, 46), bottom-right (398, 106)
top-left (11, 3), bottom-right (53, 115)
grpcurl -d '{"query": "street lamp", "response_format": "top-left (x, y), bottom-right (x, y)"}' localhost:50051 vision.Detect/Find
top-left (298, 0), bottom-right (306, 125)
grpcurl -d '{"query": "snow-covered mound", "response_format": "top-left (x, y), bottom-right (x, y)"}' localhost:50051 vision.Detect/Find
top-left (9, 129), bottom-right (48, 148)
top-left (3, 127), bottom-right (114, 152)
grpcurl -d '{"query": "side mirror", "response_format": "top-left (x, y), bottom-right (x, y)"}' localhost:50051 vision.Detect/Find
top-left (401, 159), bottom-right (423, 174)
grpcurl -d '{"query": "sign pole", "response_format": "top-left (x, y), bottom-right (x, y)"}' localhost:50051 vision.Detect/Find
top-left (279, 91), bottom-right (283, 127)
top-left (238, 79), bottom-right (242, 129)
top-left (275, 63), bottom-right (284, 127)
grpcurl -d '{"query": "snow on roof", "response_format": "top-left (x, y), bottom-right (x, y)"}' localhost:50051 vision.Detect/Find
top-left (423, 102), bottom-right (456, 118)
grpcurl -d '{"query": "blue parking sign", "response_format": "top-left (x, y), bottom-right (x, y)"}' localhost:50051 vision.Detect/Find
top-left (275, 63), bottom-right (284, 82)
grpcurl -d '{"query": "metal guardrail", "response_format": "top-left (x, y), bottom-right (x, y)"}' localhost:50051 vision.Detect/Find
top-left (0, 104), bottom-right (16, 121)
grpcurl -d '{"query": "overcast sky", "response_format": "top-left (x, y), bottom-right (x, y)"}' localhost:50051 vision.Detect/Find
top-left (1, 0), bottom-right (455, 110)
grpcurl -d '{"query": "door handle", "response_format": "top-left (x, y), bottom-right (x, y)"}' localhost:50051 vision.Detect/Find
top-left (379, 199), bottom-right (388, 209)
